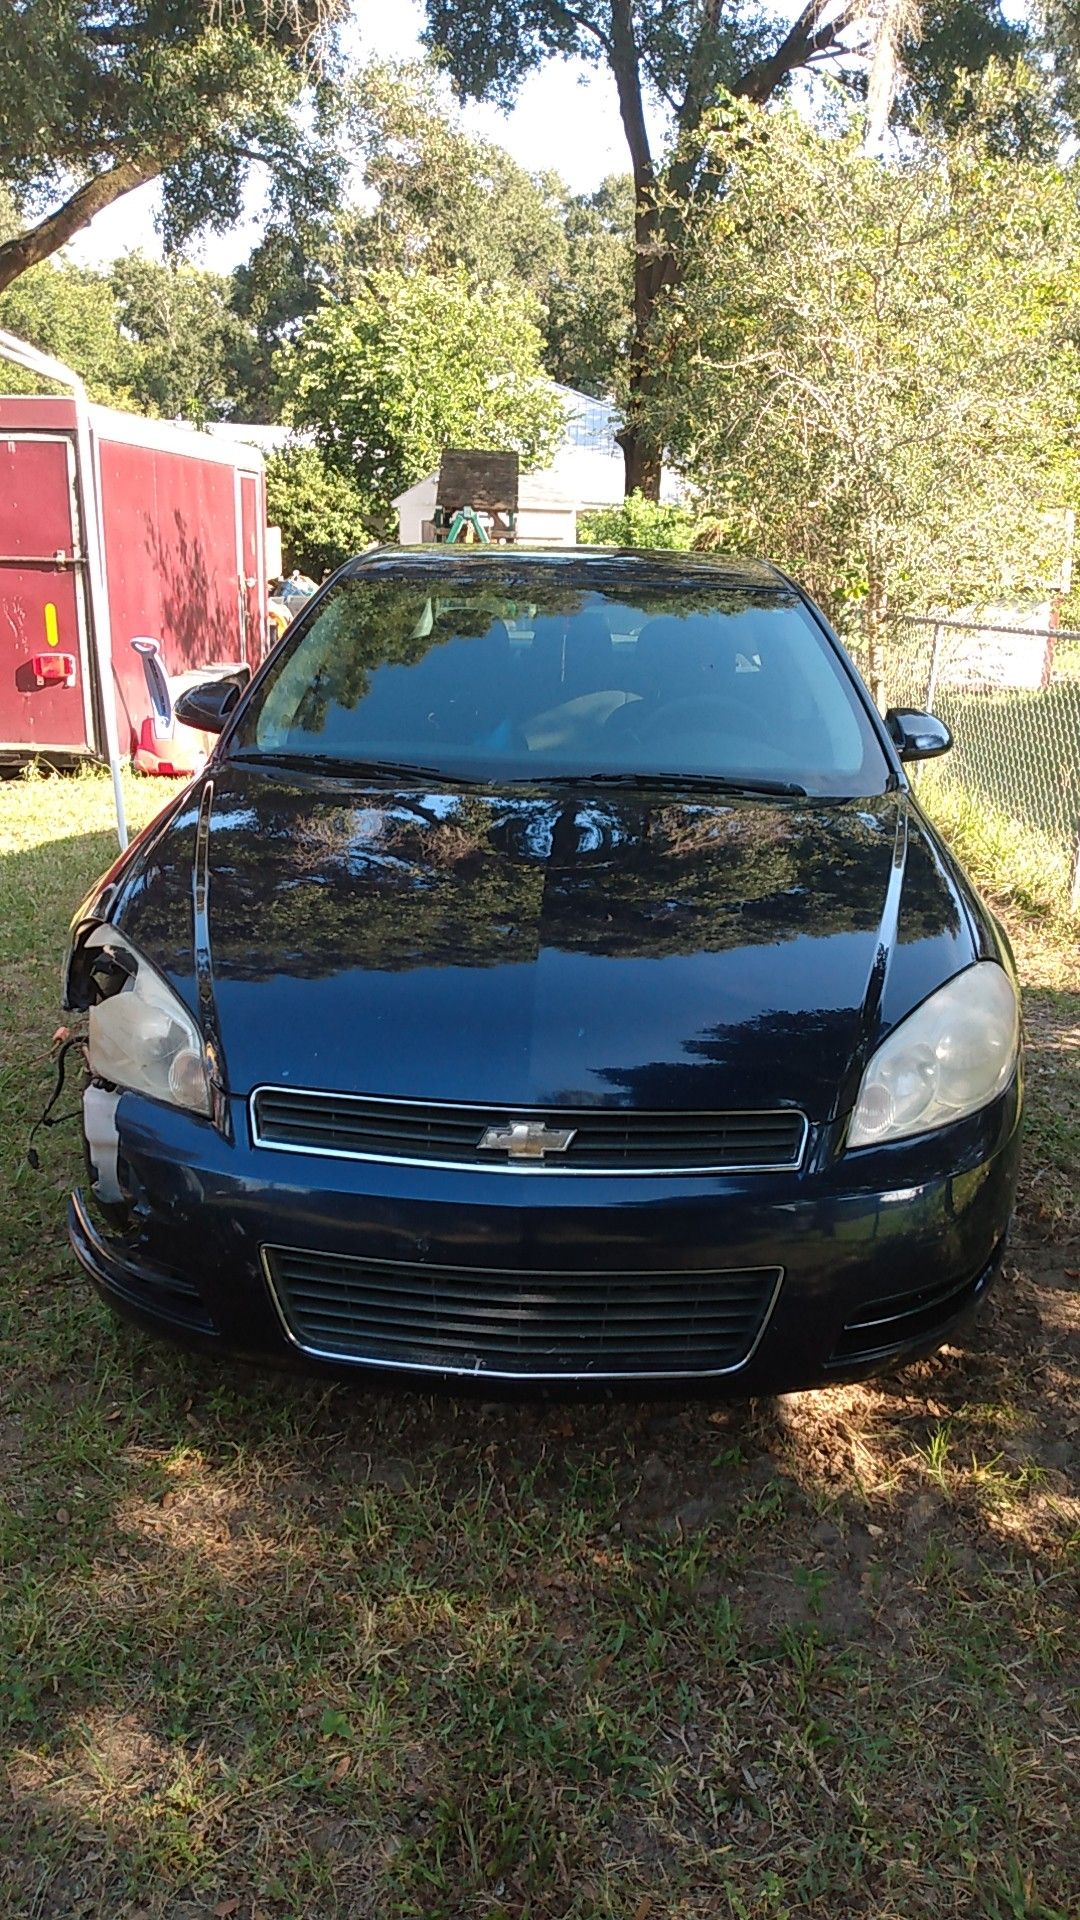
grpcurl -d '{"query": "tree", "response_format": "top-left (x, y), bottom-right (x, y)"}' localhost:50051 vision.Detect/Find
top-left (544, 176), bottom-right (634, 395)
top-left (0, 206), bottom-right (257, 423)
top-left (265, 444), bottom-right (370, 575)
top-left (230, 63), bottom-right (634, 408)
top-left (644, 90), bottom-right (1080, 699)
top-left (891, 3), bottom-right (1054, 153)
top-left (280, 272), bottom-right (565, 535)
top-left (420, 0), bottom-right (1055, 499)
top-left (1037, 2), bottom-right (1080, 126)
top-left (350, 66), bottom-right (639, 397)
top-left (110, 254), bottom-right (254, 423)
top-left (349, 63), bottom-right (569, 300)
top-left (230, 222), bottom-right (334, 420)
top-left (0, 0), bottom-right (346, 295)
top-left (0, 256), bottom-right (132, 405)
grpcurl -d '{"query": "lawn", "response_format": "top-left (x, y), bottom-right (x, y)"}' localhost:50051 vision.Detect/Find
top-left (1, 769), bottom-right (1077, 1920)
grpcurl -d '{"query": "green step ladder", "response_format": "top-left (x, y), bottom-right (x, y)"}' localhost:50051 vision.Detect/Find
top-left (433, 450), bottom-right (519, 545)
top-left (440, 505), bottom-right (493, 544)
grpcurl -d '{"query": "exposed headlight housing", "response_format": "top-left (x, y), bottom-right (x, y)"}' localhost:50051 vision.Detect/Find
top-left (847, 962), bottom-right (1019, 1150)
top-left (82, 926), bottom-right (212, 1116)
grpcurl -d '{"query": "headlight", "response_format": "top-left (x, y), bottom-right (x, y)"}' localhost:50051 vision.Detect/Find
top-left (847, 962), bottom-right (1019, 1149)
top-left (82, 926), bottom-right (212, 1116)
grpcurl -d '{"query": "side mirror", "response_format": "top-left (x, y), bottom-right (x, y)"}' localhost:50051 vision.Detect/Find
top-left (885, 707), bottom-right (952, 763)
top-left (174, 679), bottom-right (243, 735)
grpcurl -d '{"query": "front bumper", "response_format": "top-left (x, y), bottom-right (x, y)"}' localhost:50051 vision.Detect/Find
top-left (68, 1082), bottom-right (1022, 1394)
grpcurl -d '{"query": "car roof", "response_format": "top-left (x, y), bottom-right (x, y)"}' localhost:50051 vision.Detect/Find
top-left (344, 545), bottom-right (788, 592)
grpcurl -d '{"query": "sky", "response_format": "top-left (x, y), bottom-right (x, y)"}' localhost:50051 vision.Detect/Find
top-left (62, 0), bottom-right (1036, 276)
top-left (68, 0), bottom-right (643, 275)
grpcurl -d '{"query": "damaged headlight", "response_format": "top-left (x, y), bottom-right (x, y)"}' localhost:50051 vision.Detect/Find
top-left (847, 962), bottom-right (1019, 1150)
top-left (80, 926), bottom-right (212, 1116)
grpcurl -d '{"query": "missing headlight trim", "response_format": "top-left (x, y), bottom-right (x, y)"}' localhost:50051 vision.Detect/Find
top-left (88, 942), bottom-right (137, 1002)
top-left (65, 921), bottom-right (136, 1012)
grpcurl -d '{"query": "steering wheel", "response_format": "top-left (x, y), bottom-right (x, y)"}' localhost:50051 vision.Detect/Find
top-left (635, 694), bottom-right (772, 746)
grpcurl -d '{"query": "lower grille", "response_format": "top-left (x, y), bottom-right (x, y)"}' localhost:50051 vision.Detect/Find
top-left (250, 1087), bottom-right (807, 1175)
top-left (263, 1246), bottom-right (782, 1379)
top-left (829, 1261), bottom-right (996, 1366)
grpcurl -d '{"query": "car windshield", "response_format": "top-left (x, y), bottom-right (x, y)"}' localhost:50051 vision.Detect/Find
top-left (227, 568), bottom-right (889, 798)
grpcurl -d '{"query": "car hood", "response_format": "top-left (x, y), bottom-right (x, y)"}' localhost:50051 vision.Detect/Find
top-left (111, 765), bottom-right (978, 1121)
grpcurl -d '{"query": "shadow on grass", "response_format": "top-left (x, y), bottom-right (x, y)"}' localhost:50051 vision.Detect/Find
top-left (3, 1247), bottom-right (1077, 1918)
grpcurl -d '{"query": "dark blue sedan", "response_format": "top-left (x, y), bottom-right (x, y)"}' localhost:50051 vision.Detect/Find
top-left (63, 548), bottom-right (1022, 1391)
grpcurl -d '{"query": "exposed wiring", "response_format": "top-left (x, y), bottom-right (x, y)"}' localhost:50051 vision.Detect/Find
top-left (26, 1036), bottom-right (87, 1171)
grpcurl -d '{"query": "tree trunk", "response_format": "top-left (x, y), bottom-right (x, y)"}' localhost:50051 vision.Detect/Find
top-left (617, 217), bottom-right (674, 500)
top-left (608, 0), bottom-right (668, 502)
top-left (0, 156), bottom-right (169, 295)
top-left (604, 1), bottom-right (866, 504)
top-left (619, 417), bottom-right (663, 498)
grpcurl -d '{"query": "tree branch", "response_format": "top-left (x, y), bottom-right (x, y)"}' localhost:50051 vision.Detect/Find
top-left (735, 0), bottom-right (863, 105)
top-left (0, 146), bottom-right (185, 295)
top-left (549, 2), bottom-right (612, 54)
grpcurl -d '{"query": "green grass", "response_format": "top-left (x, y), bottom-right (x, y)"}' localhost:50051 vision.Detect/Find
top-left (1, 767), bottom-right (1078, 1920)
top-left (917, 774), bottom-right (1076, 925)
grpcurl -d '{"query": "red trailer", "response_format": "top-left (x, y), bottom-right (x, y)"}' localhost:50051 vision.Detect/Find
top-left (0, 390), bottom-right (267, 782)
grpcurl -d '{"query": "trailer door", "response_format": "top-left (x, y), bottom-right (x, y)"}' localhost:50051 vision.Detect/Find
top-left (0, 433), bottom-right (92, 753)
top-left (236, 469), bottom-right (266, 666)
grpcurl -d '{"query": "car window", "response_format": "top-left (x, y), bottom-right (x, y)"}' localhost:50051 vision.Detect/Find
top-left (228, 574), bottom-right (889, 797)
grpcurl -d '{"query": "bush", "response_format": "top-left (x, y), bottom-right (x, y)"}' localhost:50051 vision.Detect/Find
top-left (577, 491), bottom-right (701, 550)
top-left (265, 444), bottom-right (371, 578)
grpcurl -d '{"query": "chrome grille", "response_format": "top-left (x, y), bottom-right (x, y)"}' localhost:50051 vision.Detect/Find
top-left (250, 1088), bottom-right (807, 1175)
top-left (263, 1246), bottom-right (782, 1379)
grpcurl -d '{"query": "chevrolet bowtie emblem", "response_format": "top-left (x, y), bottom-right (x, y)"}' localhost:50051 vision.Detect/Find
top-left (478, 1120), bottom-right (577, 1159)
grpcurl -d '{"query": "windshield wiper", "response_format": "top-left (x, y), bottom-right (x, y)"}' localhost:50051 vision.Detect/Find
top-left (231, 751), bottom-right (481, 786)
top-left (514, 771), bottom-right (808, 798)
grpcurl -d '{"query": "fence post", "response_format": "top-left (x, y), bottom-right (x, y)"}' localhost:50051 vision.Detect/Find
top-left (925, 622), bottom-right (943, 712)
top-left (1070, 818), bottom-right (1080, 917)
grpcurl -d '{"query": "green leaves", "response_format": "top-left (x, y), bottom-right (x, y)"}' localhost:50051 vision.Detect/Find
top-left (110, 254), bottom-right (252, 426)
top-left (281, 271), bottom-right (565, 536)
top-left (265, 445), bottom-right (369, 577)
top-left (578, 493), bottom-right (702, 549)
top-left (0, 245), bottom-right (254, 424)
top-left (0, 0), bottom-right (349, 289)
top-left (0, 254), bottom-right (133, 407)
top-left (646, 99), bottom-right (1080, 627)
top-left (319, 1706), bottom-right (351, 1738)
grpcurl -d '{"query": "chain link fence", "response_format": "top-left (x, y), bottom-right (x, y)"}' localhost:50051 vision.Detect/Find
top-left (848, 614), bottom-right (1080, 913)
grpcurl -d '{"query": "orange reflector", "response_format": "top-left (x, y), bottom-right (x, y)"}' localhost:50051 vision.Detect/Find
top-left (44, 602), bottom-right (60, 647)
top-left (31, 652), bottom-right (76, 688)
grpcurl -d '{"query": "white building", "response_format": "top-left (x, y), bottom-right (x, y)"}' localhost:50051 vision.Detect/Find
top-left (393, 386), bottom-right (680, 546)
